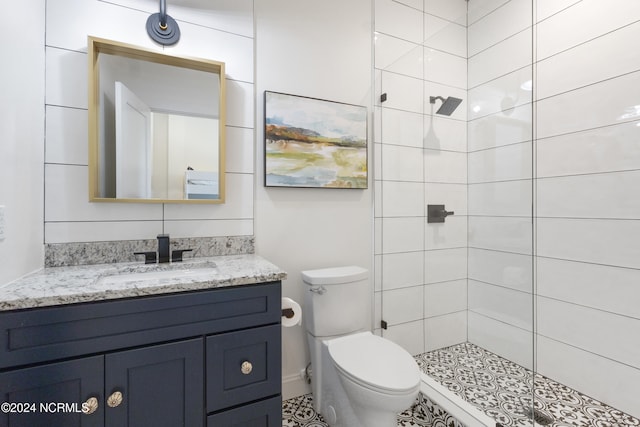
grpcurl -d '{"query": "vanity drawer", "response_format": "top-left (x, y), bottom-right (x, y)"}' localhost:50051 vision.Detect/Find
top-left (0, 282), bottom-right (281, 369)
top-left (207, 395), bottom-right (281, 426)
top-left (206, 324), bottom-right (281, 412)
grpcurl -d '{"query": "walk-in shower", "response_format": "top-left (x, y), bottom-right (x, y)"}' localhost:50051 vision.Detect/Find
top-left (374, 0), bottom-right (640, 426)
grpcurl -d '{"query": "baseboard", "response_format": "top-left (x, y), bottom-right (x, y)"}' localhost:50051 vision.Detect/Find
top-left (282, 373), bottom-right (311, 401)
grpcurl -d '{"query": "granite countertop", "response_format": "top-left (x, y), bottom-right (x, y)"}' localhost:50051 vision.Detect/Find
top-left (0, 254), bottom-right (287, 311)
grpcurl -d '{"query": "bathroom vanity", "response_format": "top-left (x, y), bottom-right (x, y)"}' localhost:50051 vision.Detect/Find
top-left (0, 255), bottom-right (286, 427)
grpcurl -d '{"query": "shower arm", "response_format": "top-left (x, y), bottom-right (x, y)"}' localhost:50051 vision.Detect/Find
top-left (429, 96), bottom-right (446, 104)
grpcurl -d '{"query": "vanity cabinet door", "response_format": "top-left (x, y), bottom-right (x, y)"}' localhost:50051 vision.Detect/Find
top-left (0, 356), bottom-right (104, 427)
top-left (104, 338), bottom-right (203, 427)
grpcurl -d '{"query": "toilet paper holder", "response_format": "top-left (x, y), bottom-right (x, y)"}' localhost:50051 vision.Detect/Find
top-left (282, 308), bottom-right (295, 319)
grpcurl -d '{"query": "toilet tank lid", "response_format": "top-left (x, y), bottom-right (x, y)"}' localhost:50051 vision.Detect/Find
top-left (301, 266), bottom-right (368, 285)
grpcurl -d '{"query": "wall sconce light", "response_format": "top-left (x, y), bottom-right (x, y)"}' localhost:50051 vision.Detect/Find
top-left (146, 0), bottom-right (181, 46)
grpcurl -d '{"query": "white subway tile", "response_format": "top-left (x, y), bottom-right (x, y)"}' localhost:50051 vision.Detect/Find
top-left (424, 150), bottom-right (467, 183)
top-left (538, 297), bottom-right (640, 368)
top-left (424, 48), bottom-right (467, 89)
top-left (375, 0), bottom-right (424, 44)
top-left (467, 0), bottom-right (510, 26)
top-left (468, 311), bottom-right (533, 369)
top-left (538, 171), bottom-right (640, 219)
top-left (381, 108), bottom-right (424, 147)
top-left (397, 0), bottom-right (423, 11)
top-left (382, 181), bottom-right (425, 217)
top-left (382, 286), bottom-right (424, 325)
top-left (468, 28), bottom-right (532, 88)
top-left (383, 251), bottom-right (425, 290)
top-left (535, 0), bottom-right (581, 22)
top-left (468, 180), bottom-right (532, 217)
top-left (424, 14), bottom-right (467, 57)
top-left (424, 0), bottom-right (467, 25)
top-left (537, 0), bottom-right (640, 60)
top-left (382, 217), bottom-right (425, 253)
top-left (381, 72), bottom-right (424, 114)
top-left (45, 106), bottom-right (88, 165)
top-left (382, 144), bottom-right (424, 182)
top-left (537, 335), bottom-right (640, 419)
top-left (468, 248), bottom-right (532, 293)
top-left (384, 320), bottom-right (425, 355)
top-left (424, 115), bottom-right (467, 152)
top-left (425, 215), bottom-right (467, 250)
top-left (45, 164), bottom-right (163, 222)
top-left (537, 121), bottom-right (640, 177)
top-left (468, 216), bottom-right (533, 255)
top-left (468, 280), bottom-right (533, 331)
top-left (468, 104), bottom-right (532, 152)
top-left (425, 248), bottom-right (467, 284)
top-left (45, 220), bottom-right (162, 243)
top-left (537, 218), bottom-right (640, 269)
top-left (538, 21), bottom-right (640, 99)
top-left (374, 291), bottom-right (383, 329)
top-left (425, 311), bottom-right (467, 352)
top-left (163, 173), bottom-right (253, 220)
top-left (425, 279), bottom-right (467, 317)
top-left (468, 0), bottom-right (532, 57)
top-left (46, 47), bottom-right (86, 109)
top-left (537, 257), bottom-right (640, 320)
top-left (468, 142), bottom-right (532, 183)
top-left (163, 219), bottom-right (253, 237)
top-left (468, 67), bottom-right (533, 120)
top-left (375, 33), bottom-right (423, 79)
top-left (425, 183), bottom-right (467, 216)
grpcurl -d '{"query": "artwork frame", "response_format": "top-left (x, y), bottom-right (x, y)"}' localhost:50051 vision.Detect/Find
top-left (264, 91), bottom-right (368, 189)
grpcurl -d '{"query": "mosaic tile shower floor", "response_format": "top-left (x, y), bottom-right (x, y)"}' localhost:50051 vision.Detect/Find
top-left (415, 342), bottom-right (640, 427)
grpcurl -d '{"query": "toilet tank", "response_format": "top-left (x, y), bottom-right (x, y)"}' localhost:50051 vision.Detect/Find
top-left (302, 266), bottom-right (369, 337)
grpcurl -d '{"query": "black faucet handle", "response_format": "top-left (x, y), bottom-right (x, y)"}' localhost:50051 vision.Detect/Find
top-left (171, 249), bottom-right (193, 262)
top-left (134, 251), bottom-right (157, 264)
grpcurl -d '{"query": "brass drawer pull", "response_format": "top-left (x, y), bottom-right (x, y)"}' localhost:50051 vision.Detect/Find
top-left (107, 391), bottom-right (123, 408)
top-left (83, 397), bottom-right (99, 415)
top-left (241, 361), bottom-right (253, 375)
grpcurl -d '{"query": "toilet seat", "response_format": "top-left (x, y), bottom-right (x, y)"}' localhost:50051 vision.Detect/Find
top-left (328, 332), bottom-right (420, 394)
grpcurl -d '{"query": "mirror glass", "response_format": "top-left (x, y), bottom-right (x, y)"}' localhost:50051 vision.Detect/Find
top-left (89, 37), bottom-right (226, 203)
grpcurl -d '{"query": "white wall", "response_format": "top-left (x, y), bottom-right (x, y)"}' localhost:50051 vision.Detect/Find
top-left (254, 0), bottom-right (373, 399)
top-left (0, 0), bottom-right (45, 284)
top-left (374, 0), bottom-right (469, 356)
top-left (43, 0), bottom-right (254, 244)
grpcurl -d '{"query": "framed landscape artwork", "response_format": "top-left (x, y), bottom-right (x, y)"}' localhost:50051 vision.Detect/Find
top-left (264, 91), bottom-right (368, 189)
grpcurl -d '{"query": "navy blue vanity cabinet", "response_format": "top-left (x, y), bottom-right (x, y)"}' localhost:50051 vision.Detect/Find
top-left (0, 281), bottom-right (282, 427)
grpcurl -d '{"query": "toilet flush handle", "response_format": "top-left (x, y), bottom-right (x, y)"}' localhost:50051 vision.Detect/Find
top-left (309, 286), bottom-right (327, 295)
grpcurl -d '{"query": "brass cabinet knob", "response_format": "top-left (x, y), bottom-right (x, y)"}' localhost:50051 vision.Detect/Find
top-left (83, 397), bottom-right (99, 415)
top-left (107, 391), bottom-right (123, 408)
top-left (241, 361), bottom-right (253, 375)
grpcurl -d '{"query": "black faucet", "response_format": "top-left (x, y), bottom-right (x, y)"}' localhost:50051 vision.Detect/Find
top-left (157, 234), bottom-right (171, 263)
top-left (134, 234), bottom-right (193, 264)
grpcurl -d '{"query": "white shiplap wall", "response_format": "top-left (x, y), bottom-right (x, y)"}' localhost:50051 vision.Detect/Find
top-left (44, 0), bottom-right (255, 244)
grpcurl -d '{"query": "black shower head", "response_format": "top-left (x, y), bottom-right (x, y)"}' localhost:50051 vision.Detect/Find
top-left (429, 96), bottom-right (463, 116)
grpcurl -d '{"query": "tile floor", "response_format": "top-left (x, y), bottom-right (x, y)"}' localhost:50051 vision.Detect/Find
top-left (284, 342), bottom-right (640, 427)
top-left (415, 342), bottom-right (640, 427)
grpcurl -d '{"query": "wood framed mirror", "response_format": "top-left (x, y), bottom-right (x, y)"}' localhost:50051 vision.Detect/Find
top-left (88, 37), bottom-right (226, 203)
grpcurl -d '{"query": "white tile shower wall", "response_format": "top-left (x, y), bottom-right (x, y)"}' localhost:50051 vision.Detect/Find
top-left (534, 0), bottom-right (640, 417)
top-left (44, 0), bottom-right (255, 244)
top-left (375, 0), bottom-right (468, 355)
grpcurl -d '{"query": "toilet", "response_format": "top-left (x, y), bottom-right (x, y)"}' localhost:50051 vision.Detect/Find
top-left (302, 266), bottom-right (420, 427)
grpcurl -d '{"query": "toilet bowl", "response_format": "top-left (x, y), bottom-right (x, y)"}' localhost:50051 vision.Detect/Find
top-left (302, 266), bottom-right (420, 427)
top-left (327, 332), bottom-right (420, 427)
